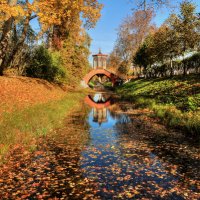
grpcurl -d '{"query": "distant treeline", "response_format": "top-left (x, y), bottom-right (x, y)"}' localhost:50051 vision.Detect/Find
top-left (138, 53), bottom-right (200, 78)
top-left (108, 1), bottom-right (200, 78)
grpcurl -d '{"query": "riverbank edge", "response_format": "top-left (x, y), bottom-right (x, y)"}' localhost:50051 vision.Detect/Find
top-left (115, 77), bottom-right (200, 136)
top-left (0, 91), bottom-right (87, 161)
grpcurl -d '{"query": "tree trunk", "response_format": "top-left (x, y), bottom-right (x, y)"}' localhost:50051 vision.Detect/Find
top-left (0, 19), bottom-right (13, 74)
top-left (170, 58), bottom-right (173, 77)
top-left (183, 60), bottom-right (187, 76)
top-left (47, 26), bottom-right (54, 49)
top-left (139, 66), bottom-right (142, 77)
top-left (0, 67), bottom-right (4, 75)
top-left (144, 0), bottom-right (146, 11)
top-left (183, 45), bottom-right (186, 76)
top-left (1, 14), bottom-right (31, 70)
top-left (0, 0), bottom-right (18, 72)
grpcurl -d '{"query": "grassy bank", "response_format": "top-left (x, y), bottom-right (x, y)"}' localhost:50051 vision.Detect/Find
top-left (0, 92), bottom-right (85, 159)
top-left (116, 74), bottom-right (200, 135)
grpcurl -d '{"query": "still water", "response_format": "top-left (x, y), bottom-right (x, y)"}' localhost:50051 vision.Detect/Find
top-left (0, 93), bottom-right (199, 199)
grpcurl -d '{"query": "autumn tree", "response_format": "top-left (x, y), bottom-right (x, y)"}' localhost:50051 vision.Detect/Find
top-left (110, 9), bottom-right (154, 75)
top-left (107, 48), bottom-right (122, 73)
top-left (35, 0), bottom-right (102, 49)
top-left (131, 0), bottom-right (169, 11)
top-left (0, 0), bottom-right (24, 73)
top-left (0, 0), bottom-right (102, 77)
top-left (57, 30), bottom-right (92, 86)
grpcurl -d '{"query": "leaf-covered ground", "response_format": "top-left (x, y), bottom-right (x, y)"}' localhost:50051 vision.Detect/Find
top-left (0, 76), bottom-right (67, 118)
top-left (0, 97), bottom-right (199, 199)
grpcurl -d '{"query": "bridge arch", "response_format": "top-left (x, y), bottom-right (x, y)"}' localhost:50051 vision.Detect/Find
top-left (83, 69), bottom-right (118, 86)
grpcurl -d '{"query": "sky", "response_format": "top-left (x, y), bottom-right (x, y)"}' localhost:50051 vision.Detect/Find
top-left (30, 0), bottom-right (200, 63)
top-left (88, 0), bottom-right (200, 61)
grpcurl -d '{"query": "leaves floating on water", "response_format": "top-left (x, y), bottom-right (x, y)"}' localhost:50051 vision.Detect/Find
top-left (0, 101), bottom-right (199, 199)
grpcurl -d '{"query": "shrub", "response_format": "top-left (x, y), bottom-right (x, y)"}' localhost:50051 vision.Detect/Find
top-left (50, 51), bottom-right (67, 83)
top-left (155, 108), bottom-right (166, 119)
top-left (184, 112), bottom-right (200, 134)
top-left (177, 96), bottom-right (199, 111)
top-left (25, 46), bottom-right (66, 83)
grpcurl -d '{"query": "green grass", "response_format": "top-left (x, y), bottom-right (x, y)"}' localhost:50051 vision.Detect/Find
top-left (103, 82), bottom-right (113, 89)
top-left (88, 81), bottom-right (95, 88)
top-left (0, 92), bottom-right (85, 159)
top-left (116, 74), bottom-right (200, 135)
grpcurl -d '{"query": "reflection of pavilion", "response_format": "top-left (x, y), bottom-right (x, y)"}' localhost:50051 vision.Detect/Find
top-left (93, 107), bottom-right (107, 125)
top-left (92, 93), bottom-right (108, 125)
top-left (94, 93), bottom-right (106, 103)
top-left (85, 93), bottom-right (111, 126)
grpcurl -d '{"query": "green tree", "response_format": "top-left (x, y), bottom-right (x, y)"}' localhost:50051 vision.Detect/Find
top-left (26, 45), bottom-right (66, 83)
top-left (134, 33), bottom-right (155, 77)
top-left (174, 1), bottom-right (200, 75)
top-left (164, 14), bottom-right (181, 76)
top-left (152, 16), bottom-right (180, 76)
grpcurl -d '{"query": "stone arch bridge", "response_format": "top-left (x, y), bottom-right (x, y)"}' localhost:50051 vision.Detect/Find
top-left (82, 69), bottom-right (121, 87)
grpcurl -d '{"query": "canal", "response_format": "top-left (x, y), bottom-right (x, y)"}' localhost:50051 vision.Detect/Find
top-left (0, 93), bottom-right (199, 199)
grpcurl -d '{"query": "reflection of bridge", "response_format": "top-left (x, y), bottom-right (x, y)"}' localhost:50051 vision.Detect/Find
top-left (83, 69), bottom-right (120, 87)
top-left (84, 95), bottom-right (111, 109)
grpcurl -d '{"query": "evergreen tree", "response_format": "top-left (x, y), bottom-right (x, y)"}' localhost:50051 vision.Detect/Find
top-left (173, 1), bottom-right (199, 75)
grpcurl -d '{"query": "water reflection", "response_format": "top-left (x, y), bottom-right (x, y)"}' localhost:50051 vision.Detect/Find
top-left (0, 93), bottom-right (199, 199)
top-left (85, 93), bottom-right (111, 126)
top-left (93, 107), bottom-right (107, 125)
top-left (81, 93), bottom-right (199, 199)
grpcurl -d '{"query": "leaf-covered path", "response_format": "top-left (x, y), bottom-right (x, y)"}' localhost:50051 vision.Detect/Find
top-left (0, 93), bottom-right (199, 199)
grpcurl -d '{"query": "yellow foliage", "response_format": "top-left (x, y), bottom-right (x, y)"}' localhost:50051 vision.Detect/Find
top-left (0, 1), bottom-right (24, 23)
top-left (0, 0), bottom-right (102, 81)
top-left (34, 0), bottom-right (102, 33)
top-left (0, 0), bottom-right (102, 35)
top-left (60, 31), bottom-right (91, 86)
